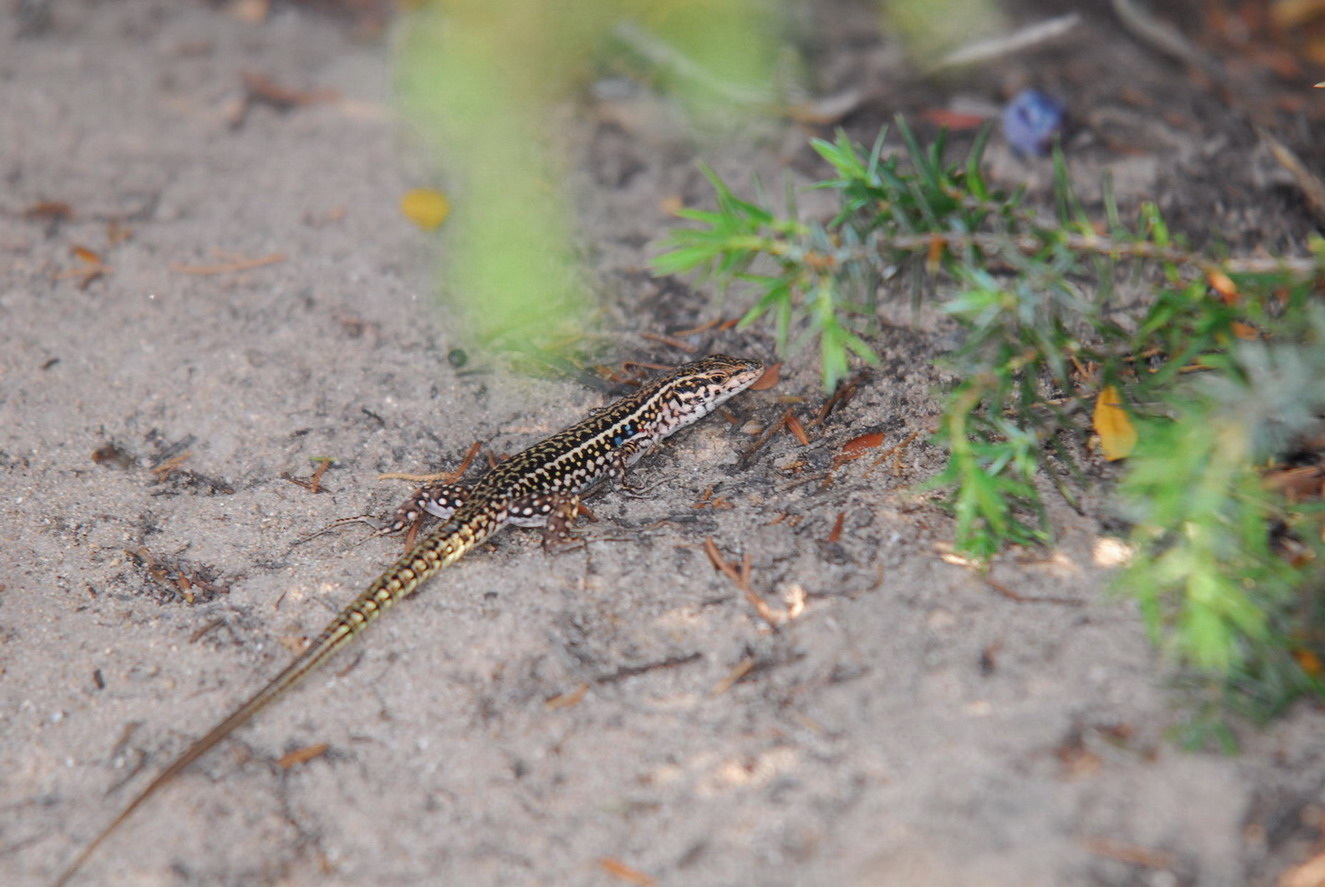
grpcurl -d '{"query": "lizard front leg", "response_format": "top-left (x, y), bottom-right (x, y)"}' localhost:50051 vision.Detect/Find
top-left (504, 492), bottom-right (595, 551)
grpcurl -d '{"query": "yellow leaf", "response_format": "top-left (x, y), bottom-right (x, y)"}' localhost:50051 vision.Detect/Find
top-left (1231, 320), bottom-right (1259, 341)
top-left (1206, 268), bottom-right (1237, 303)
top-left (400, 187), bottom-right (450, 230)
top-left (1094, 385), bottom-right (1137, 461)
top-left (1294, 648), bottom-right (1323, 677)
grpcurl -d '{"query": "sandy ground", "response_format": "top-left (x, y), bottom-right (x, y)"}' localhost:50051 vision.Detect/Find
top-left (4, 2), bottom-right (1325, 886)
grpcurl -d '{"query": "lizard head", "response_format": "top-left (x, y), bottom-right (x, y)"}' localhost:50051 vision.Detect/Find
top-left (652, 354), bottom-right (765, 430)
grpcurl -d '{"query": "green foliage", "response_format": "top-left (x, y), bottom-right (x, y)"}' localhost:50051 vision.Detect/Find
top-left (654, 118), bottom-right (1325, 729)
top-left (1123, 306), bottom-right (1325, 731)
top-left (397, 0), bottom-right (782, 359)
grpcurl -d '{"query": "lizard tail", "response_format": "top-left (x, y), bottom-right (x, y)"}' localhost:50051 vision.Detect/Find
top-left (54, 517), bottom-right (488, 885)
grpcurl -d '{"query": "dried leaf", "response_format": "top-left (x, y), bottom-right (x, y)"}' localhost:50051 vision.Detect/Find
top-left (277, 743), bottom-right (329, 769)
top-left (241, 70), bottom-right (335, 108)
top-left (544, 683), bottom-right (588, 710)
top-left (1207, 268), bottom-right (1238, 303)
top-left (1231, 320), bottom-right (1259, 340)
top-left (1294, 649), bottom-right (1323, 677)
top-left (842, 431), bottom-right (885, 454)
top-left (785, 411), bottom-right (809, 445)
top-left (169, 252), bottom-right (285, 275)
top-left (597, 857), bottom-right (656, 886)
top-left (918, 109), bottom-right (987, 130)
top-left (401, 187), bottom-right (451, 230)
top-left (24, 201), bottom-right (74, 221)
top-left (1264, 465), bottom-right (1325, 501)
top-left (827, 511), bottom-right (845, 543)
top-left (1093, 385), bottom-right (1137, 461)
top-left (711, 656), bottom-right (756, 695)
top-left (1083, 837), bottom-right (1174, 870)
top-left (750, 362), bottom-right (780, 390)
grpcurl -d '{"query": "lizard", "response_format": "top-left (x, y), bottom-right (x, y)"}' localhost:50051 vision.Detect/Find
top-left (54, 353), bottom-right (765, 885)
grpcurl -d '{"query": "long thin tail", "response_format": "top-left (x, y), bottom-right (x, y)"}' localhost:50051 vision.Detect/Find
top-left (54, 517), bottom-right (486, 886)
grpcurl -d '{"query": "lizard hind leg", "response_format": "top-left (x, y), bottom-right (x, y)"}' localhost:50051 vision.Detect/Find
top-left (292, 482), bottom-right (471, 553)
top-left (376, 481), bottom-right (470, 549)
top-left (290, 482), bottom-right (472, 551)
top-left (383, 482), bottom-right (469, 534)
